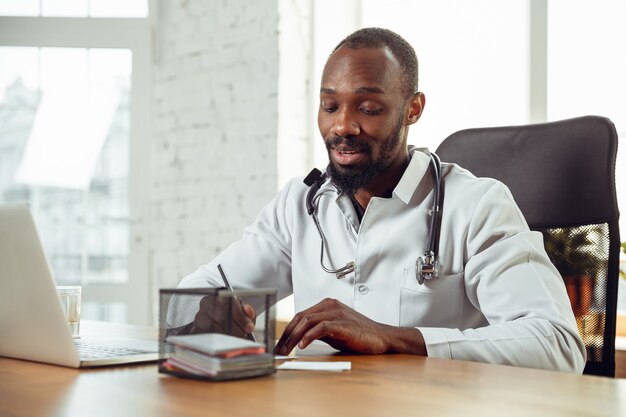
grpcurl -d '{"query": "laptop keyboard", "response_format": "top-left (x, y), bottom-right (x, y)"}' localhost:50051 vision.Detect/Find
top-left (75, 340), bottom-right (154, 360)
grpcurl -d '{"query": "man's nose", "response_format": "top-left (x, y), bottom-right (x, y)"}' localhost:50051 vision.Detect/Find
top-left (331, 108), bottom-right (360, 138)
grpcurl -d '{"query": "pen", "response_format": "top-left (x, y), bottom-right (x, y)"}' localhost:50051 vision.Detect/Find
top-left (217, 264), bottom-right (257, 342)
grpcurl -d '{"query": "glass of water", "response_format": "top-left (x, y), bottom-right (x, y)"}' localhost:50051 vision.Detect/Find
top-left (56, 286), bottom-right (82, 337)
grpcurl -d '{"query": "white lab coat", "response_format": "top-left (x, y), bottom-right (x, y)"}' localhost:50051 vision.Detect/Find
top-left (180, 147), bottom-right (586, 373)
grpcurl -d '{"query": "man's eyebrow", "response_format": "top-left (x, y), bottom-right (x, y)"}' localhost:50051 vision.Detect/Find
top-left (354, 86), bottom-right (385, 94)
top-left (320, 86), bottom-right (386, 95)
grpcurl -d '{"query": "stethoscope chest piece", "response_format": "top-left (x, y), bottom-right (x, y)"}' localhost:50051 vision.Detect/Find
top-left (416, 251), bottom-right (439, 285)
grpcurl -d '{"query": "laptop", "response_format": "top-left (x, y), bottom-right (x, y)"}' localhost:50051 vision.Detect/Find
top-left (0, 202), bottom-right (159, 368)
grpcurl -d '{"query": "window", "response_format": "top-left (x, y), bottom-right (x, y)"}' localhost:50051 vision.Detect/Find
top-left (0, 6), bottom-right (150, 324)
top-left (0, 46), bottom-right (131, 289)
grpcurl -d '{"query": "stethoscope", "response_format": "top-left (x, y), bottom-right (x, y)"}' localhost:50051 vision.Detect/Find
top-left (304, 152), bottom-right (444, 285)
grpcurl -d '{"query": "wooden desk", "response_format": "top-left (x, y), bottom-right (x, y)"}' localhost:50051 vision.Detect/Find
top-left (1, 322), bottom-right (625, 417)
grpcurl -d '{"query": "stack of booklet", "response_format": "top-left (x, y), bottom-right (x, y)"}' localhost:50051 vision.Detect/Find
top-left (162, 333), bottom-right (275, 380)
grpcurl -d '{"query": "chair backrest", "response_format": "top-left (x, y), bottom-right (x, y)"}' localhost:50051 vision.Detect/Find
top-left (436, 115), bottom-right (621, 377)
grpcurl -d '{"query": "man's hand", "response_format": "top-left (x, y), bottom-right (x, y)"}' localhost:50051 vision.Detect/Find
top-left (190, 295), bottom-right (257, 338)
top-left (273, 298), bottom-right (428, 356)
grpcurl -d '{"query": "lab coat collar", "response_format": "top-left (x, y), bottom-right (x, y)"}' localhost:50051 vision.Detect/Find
top-left (393, 146), bottom-right (432, 205)
top-left (315, 145), bottom-right (432, 206)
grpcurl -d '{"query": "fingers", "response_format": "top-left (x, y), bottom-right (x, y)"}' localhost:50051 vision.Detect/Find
top-left (275, 312), bottom-right (352, 355)
top-left (274, 303), bottom-right (318, 354)
top-left (242, 303), bottom-right (257, 333)
top-left (295, 319), bottom-right (348, 350)
top-left (224, 298), bottom-right (255, 335)
top-left (274, 298), bottom-right (343, 355)
top-left (223, 297), bottom-right (255, 336)
top-left (192, 296), bottom-right (227, 333)
top-left (274, 311), bottom-right (332, 355)
top-left (192, 296), bottom-right (256, 338)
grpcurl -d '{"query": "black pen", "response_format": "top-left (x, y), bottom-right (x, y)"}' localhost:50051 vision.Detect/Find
top-left (217, 264), bottom-right (257, 342)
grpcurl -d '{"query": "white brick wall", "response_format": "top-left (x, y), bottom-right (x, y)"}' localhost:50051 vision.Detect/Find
top-left (150, 0), bottom-right (279, 291)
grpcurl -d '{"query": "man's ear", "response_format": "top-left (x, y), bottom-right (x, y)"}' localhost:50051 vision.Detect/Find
top-left (406, 92), bottom-right (425, 125)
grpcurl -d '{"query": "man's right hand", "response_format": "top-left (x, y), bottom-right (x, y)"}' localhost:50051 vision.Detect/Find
top-left (189, 295), bottom-right (257, 338)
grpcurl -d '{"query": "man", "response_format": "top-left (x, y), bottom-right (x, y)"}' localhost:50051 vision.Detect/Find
top-left (179, 27), bottom-right (586, 372)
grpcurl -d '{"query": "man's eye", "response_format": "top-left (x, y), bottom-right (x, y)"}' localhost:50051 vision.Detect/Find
top-left (322, 105), bottom-right (337, 113)
top-left (360, 107), bottom-right (383, 115)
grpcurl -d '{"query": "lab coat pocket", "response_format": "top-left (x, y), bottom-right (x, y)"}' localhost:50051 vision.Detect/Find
top-left (399, 268), bottom-right (464, 328)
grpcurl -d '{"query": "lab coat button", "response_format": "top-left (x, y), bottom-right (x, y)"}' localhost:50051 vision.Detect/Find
top-left (357, 284), bottom-right (369, 295)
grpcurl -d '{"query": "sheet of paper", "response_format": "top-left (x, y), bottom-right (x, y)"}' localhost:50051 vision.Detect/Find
top-left (277, 361), bottom-right (351, 371)
top-left (273, 355), bottom-right (297, 361)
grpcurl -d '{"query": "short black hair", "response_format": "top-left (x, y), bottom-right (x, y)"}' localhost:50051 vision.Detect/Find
top-left (332, 27), bottom-right (419, 98)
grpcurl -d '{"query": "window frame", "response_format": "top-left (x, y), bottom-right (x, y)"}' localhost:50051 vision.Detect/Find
top-left (0, 16), bottom-right (152, 324)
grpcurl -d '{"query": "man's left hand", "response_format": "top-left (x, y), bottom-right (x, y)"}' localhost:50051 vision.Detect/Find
top-left (273, 298), bottom-right (427, 356)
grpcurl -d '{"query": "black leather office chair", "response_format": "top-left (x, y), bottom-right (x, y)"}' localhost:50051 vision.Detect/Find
top-left (436, 115), bottom-right (621, 377)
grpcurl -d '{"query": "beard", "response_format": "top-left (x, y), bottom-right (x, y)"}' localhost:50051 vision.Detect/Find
top-left (325, 115), bottom-right (404, 194)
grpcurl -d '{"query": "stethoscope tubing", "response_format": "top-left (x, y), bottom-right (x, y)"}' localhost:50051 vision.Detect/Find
top-left (305, 152), bottom-right (443, 282)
